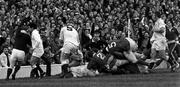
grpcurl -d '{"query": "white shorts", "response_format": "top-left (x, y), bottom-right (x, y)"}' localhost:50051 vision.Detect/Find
top-left (62, 42), bottom-right (78, 54)
top-left (10, 49), bottom-right (25, 68)
top-left (60, 42), bottom-right (78, 64)
top-left (70, 64), bottom-right (97, 77)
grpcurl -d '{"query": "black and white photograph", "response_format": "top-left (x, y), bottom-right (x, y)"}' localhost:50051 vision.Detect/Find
top-left (0, 0), bottom-right (180, 87)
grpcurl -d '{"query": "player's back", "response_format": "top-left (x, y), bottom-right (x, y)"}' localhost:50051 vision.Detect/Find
top-left (107, 38), bottom-right (130, 53)
top-left (60, 26), bottom-right (79, 46)
top-left (92, 52), bottom-right (116, 70)
top-left (14, 29), bottom-right (31, 53)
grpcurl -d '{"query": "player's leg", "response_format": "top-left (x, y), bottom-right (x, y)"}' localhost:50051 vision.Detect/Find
top-left (41, 55), bottom-right (51, 76)
top-left (6, 49), bottom-right (17, 80)
top-left (148, 48), bottom-right (158, 69)
top-left (168, 43), bottom-right (179, 71)
top-left (11, 63), bottom-right (21, 80)
top-left (59, 51), bottom-right (70, 78)
top-left (59, 43), bottom-right (76, 78)
top-left (36, 63), bottom-right (45, 78)
top-left (11, 50), bottom-right (25, 80)
top-left (30, 56), bottom-right (41, 78)
top-left (151, 50), bottom-right (166, 69)
top-left (123, 51), bottom-right (150, 66)
top-left (68, 50), bottom-right (82, 67)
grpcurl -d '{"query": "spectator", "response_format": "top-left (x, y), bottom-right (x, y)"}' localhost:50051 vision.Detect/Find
top-left (0, 45), bottom-right (10, 68)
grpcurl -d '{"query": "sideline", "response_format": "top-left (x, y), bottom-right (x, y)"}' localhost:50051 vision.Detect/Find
top-left (0, 61), bottom-right (168, 79)
top-left (0, 64), bottom-right (62, 79)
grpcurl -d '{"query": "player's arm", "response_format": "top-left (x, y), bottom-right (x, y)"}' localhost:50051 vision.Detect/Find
top-left (59, 27), bottom-right (64, 46)
top-left (27, 35), bottom-right (32, 48)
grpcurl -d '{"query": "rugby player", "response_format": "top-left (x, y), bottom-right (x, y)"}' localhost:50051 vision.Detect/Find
top-left (106, 37), bottom-right (151, 67)
top-left (149, 13), bottom-right (178, 71)
top-left (6, 26), bottom-right (32, 80)
top-left (62, 48), bottom-right (147, 78)
top-left (28, 23), bottom-right (45, 78)
top-left (59, 17), bottom-right (81, 77)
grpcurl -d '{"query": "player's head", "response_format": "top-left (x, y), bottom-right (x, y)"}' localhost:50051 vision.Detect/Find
top-left (29, 22), bottom-right (37, 29)
top-left (28, 22), bottom-right (37, 32)
top-left (155, 12), bottom-right (161, 18)
top-left (19, 26), bottom-right (28, 34)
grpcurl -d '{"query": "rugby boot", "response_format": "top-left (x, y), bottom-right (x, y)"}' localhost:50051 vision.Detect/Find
top-left (59, 64), bottom-right (69, 78)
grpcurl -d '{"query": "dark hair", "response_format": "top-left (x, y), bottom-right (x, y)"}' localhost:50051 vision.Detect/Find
top-left (155, 12), bottom-right (161, 18)
top-left (62, 17), bottom-right (67, 24)
top-left (29, 23), bottom-right (37, 29)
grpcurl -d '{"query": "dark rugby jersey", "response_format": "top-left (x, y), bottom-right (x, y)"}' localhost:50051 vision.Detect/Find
top-left (13, 28), bottom-right (32, 54)
top-left (87, 52), bottom-right (116, 72)
top-left (166, 27), bottom-right (179, 41)
top-left (107, 38), bottom-right (130, 59)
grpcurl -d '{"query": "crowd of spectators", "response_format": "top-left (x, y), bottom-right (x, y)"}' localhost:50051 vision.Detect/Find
top-left (0, 0), bottom-right (180, 65)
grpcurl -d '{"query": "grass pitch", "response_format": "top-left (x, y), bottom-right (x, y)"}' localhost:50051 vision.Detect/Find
top-left (0, 69), bottom-right (179, 87)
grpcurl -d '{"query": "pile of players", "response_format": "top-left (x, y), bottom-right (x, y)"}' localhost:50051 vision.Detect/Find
top-left (59, 36), bottom-right (155, 78)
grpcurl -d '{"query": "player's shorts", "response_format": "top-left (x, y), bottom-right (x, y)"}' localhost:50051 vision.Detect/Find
top-left (30, 56), bottom-right (41, 68)
top-left (61, 42), bottom-right (78, 54)
top-left (61, 42), bottom-right (79, 64)
top-left (10, 49), bottom-right (25, 68)
top-left (70, 64), bottom-right (98, 77)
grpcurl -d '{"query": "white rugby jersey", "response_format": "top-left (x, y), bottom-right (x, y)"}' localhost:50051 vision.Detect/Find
top-left (150, 18), bottom-right (167, 50)
top-left (59, 26), bottom-right (80, 46)
top-left (31, 29), bottom-right (44, 58)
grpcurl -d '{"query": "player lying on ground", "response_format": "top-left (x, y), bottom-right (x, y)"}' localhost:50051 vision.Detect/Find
top-left (60, 47), bottom-right (149, 78)
top-left (106, 37), bottom-right (154, 69)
